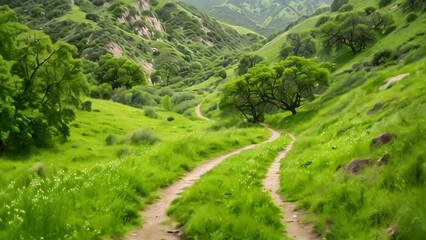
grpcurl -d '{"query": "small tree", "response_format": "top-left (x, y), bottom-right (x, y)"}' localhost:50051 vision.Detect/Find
top-left (280, 33), bottom-right (316, 58)
top-left (236, 54), bottom-right (263, 76)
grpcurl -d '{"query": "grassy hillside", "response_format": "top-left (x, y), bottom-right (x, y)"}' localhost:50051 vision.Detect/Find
top-left (251, 0), bottom-right (426, 238)
top-left (188, 0), bottom-right (426, 238)
top-left (183, 0), bottom-right (333, 36)
top-left (0, 98), bottom-right (270, 239)
top-left (0, 0), bottom-right (425, 239)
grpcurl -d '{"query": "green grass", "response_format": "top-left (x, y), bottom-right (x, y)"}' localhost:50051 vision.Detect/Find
top-left (0, 97), bottom-right (271, 239)
top-left (57, 5), bottom-right (95, 24)
top-left (168, 135), bottom-right (292, 240)
top-left (266, 59), bottom-right (426, 239)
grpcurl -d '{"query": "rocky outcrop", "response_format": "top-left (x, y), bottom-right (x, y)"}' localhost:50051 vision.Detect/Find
top-left (371, 133), bottom-right (395, 147)
top-left (345, 158), bottom-right (372, 174)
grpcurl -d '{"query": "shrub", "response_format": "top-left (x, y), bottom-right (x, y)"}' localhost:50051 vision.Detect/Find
top-left (331, 0), bottom-right (348, 12)
top-left (372, 50), bottom-right (394, 66)
top-left (172, 99), bottom-right (198, 114)
top-left (339, 4), bottom-right (354, 12)
top-left (119, 129), bottom-right (160, 145)
top-left (105, 134), bottom-right (117, 145)
top-left (379, 0), bottom-right (392, 7)
top-left (81, 100), bottom-right (92, 112)
top-left (206, 103), bottom-right (218, 113)
top-left (167, 116), bottom-right (175, 121)
top-left (144, 107), bottom-right (157, 119)
top-left (364, 7), bottom-right (377, 15)
top-left (158, 87), bottom-right (174, 96)
top-left (406, 13), bottom-right (418, 23)
top-left (171, 92), bottom-right (195, 104)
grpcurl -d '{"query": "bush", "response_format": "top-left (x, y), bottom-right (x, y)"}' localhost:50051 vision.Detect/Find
top-left (331, 0), bottom-right (348, 12)
top-left (372, 50), bottom-right (394, 66)
top-left (158, 87), bottom-right (174, 96)
top-left (206, 103), bottom-right (218, 113)
top-left (167, 116), bottom-right (174, 121)
top-left (105, 134), bottom-right (117, 145)
top-left (171, 92), bottom-right (195, 104)
top-left (81, 100), bottom-right (92, 112)
top-left (406, 13), bottom-right (418, 23)
top-left (172, 99), bottom-right (198, 114)
top-left (364, 6), bottom-right (377, 15)
top-left (119, 129), bottom-right (160, 145)
top-left (379, 0), bottom-right (392, 8)
top-left (144, 107), bottom-right (157, 119)
top-left (339, 4), bottom-right (354, 12)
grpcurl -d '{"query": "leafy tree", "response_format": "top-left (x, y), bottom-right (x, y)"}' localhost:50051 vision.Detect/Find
top-left (220, 70), bottom-right (268, 123)
top-left (95, 54), bottom-right (147, 89)
top-left (220, 57), bottom-right (331, 122)
top-left (280, 33), bottom-right (316, 58)
top-left (236, 54), bottom-right (263, 76)
top-left (0, 6), bottom-right (89, 152)
top-left (157, 62), bottom-right (180, 86)
top-left (321, 12), bottom-right (373, 55)
top-left (264, 57), bottom-right (330, 114)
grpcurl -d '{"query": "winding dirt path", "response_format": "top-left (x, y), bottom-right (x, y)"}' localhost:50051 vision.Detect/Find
top-left (194, 98), bottom-right (213, 121)
top-left (125, 103), bottom-right (279, 240)
top-left (263, 133), bottom-right (319, 240)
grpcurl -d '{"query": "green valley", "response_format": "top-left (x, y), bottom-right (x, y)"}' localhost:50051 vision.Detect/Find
top-left (0, 0), bottom-right (425, 239)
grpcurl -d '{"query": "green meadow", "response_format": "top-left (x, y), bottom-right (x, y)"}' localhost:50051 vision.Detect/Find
top-left (0, 98), bottom-right (270, 239)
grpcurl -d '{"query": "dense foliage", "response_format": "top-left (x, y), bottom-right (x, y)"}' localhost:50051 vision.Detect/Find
top-left (221, 56), bottom-right (331, 122)
top-left (0, 6), bottom-right (88, 153)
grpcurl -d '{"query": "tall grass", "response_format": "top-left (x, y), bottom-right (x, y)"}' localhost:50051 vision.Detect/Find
top-left (269, 61), bottom-right (426, 239)
top-left (0, 128), bottom-right (269, 239)
top-left (167, 136), bottom-right (291, 240)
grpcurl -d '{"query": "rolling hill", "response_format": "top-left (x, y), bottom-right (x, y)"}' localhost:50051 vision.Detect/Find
top-left (183, 0), bottom-right (333, 36)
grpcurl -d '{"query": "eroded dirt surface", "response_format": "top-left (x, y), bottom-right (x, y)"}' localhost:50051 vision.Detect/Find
top-left (263, 133), bottom-right (319, 240)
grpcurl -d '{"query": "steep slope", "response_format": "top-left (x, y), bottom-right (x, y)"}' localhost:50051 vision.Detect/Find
top-left (183, 0), bottom-right (333, 36)
top-left (0, 0), bottom-right (260, 85)
top-left (204, 0), bottom-right (426, 238)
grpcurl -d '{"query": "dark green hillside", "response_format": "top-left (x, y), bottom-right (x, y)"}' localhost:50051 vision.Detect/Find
top-left (183, 0), bottom-right (333, 36)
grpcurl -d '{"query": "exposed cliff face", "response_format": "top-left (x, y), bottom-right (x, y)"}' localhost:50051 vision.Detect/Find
top-left (117, 0), bottom-right (163, 39)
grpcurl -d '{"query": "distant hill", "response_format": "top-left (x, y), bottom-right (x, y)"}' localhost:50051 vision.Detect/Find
top-left (182, 0), bottom-right (333, 36)
top-left (0, 0), bottom-right (262, 85)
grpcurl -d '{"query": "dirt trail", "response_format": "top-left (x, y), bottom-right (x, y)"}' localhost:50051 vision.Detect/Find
top-left (263, 133), bottom-right (319, 240)
top-left (194, 98), bottom-right (213, 121)
top-left (125, 103), bottom-right (279, 240)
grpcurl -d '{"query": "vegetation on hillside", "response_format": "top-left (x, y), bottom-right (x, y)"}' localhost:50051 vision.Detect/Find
top-left (183, 0), bottom-right (333, 36)
top-left (0, 0), bottom-right (425, 239)
top-left (0, 6), bottom-right (89, 153)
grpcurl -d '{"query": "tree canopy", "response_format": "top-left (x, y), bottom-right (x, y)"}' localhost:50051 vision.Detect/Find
top-left (220, 56), bottom-right (331, 122)
top-left (0, 6), bottom-right (89, 153)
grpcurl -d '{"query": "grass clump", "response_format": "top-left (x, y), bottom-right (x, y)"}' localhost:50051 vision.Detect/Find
top-left (168, 136), bottom-right (291, 240)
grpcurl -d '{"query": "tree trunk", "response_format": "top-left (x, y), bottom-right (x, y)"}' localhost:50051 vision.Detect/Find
top-left (290, 108), bottom-right (297, 115)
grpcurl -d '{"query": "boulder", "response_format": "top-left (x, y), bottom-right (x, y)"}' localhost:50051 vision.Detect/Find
top-left (371, 133), bottom-right (395, 147)
top-left (376, 153), bottom-right (390, 166)
top-left (345, 158), bottom-right (372, 174)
